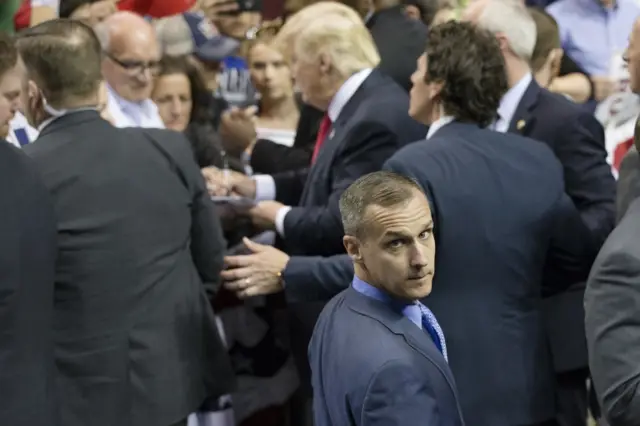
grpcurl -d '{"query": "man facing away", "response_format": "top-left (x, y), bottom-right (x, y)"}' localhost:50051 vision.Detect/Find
top-left (585, 17), bottom-right (640, 426)
top-left (310, 170), bottom-right (465, 426)
top-left (0, 32), bottom-right (58, 426)
top-left (16, 20), bottom-right (234, 426)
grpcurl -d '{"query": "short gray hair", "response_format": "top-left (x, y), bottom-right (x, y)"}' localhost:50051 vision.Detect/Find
top-left (339, 171), bottom-right (423, 239)
top-left (477, 0), bottom-right (537, 61)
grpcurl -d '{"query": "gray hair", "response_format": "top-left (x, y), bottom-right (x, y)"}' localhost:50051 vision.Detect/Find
top-left (339, 171), bottom-right (423, 239)
top-left (476, 0), bottom-right (537, 61)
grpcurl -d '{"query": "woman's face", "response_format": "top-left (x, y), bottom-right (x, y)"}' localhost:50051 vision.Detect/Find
top-left (248, 42), bottom-right (293, 101)
top-left (152, 73), bottom-right (193, 132)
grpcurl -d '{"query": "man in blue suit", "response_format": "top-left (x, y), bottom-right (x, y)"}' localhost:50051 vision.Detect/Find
top-left (223, 21), bottom-right (594, 426)
top-left (310, 170), bottom-right (464, 426)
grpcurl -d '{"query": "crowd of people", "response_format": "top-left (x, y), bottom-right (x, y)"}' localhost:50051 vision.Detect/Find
top-left (0, 0), bottom-right (639, 425)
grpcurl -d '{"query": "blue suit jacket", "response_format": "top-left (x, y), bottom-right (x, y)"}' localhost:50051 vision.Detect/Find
top-left (287, 122), bottom-right (594, 426)
top-left (310, 286), bottom-right (465, 426)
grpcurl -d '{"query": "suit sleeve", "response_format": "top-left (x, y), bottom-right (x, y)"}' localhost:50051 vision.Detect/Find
top-left (543, 193), bottom-right (594, 294)
top-left (282, 123), bottom-right (401, 256)
top-left (616, 148), bottom-right (640, 223)
top-left (167, 131), bottom-right (227, 298)
top-left (283, 254), bottom-right (353, 303)
top-left (556, 111), bottom-right (615, 248)
top-left (250, 139), bottom-right (312, 174)
top-left (361, 360), bottom-right (443, 426)
top-left (586, 250), bottom-right (640, 426)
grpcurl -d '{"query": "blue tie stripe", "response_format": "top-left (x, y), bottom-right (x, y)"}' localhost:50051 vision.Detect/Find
top-left (13, 128), bottom-right (30, 146)
top-left (418, 303), bottom-right (448, 362)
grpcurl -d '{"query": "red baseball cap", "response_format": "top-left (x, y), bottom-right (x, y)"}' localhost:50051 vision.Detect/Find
top-left (117, 0), bottom-right (196, 18)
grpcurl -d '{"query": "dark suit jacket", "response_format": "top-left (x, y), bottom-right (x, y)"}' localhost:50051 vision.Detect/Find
top-left (0, 142), bottom-right (57, 426)
top-left (23, 112), bottom-right (235, 426)
top-left (249, 9), bottom-right (427, 173)
top-left (274, 69), bottom-right (426, 257)
top-left (617, 146), bottom-right (640, 223)
top-left (585, 197), bottom-right (640, 426)
top-left (366, 5), bottom-right (428, 92)
top-left (285, 122), bottom-right (592, 426)
top-left (511, 80), bottom-right (615, 372)
top-left (250, 102), bottom-right (323, 174)
top-left (310, 286), bottom-right (465, 426)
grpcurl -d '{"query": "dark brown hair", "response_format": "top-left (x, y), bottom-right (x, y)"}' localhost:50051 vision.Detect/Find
top-left (340, 171), bottom-right (423, 239)
top-left (528, 7), bottom-right (560, 72)
top-left (424, 21), bottom-right (508, 127)
top-left (157, 55), bottom-right (214, 125)
top-left (0, 32), bottom-right (17, 79)
top-left (16, 19), bottom-right (102, 107)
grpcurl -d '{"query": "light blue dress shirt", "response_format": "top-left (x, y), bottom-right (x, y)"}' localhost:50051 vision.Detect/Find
top-left (351, 276), bottom-right (448, 361)
top-left (547, 0), bottom-right (640, 76)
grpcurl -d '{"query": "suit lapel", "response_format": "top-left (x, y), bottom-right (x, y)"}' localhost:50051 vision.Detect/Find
top-left (508, 80), bottom-right (540, 136)
top-left (345, 287), bottom-right (458, 391)
top-left (301, 71), bottom-right (384, 203)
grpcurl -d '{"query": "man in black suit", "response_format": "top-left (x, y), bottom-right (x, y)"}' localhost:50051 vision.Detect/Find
top-left (16, 20), bottom-right (234, 426)
top-left (205, 12), bottom-right (425, 258)
top-left (222, 0), bottom-right (427, 173)
top-left (311, 171), bottom-right (464, 426)
top-left (225, 21), bottom-right (593, 426)
top-left (463, 1), bottom-right (615, 424)
top-left (0, 34), bottom-right (57, 426)
top-left (585, 18), bottom-right (640, 426)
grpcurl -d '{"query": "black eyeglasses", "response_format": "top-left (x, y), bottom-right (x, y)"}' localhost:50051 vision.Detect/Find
top-left (103, 51), bottom-right (160, 76)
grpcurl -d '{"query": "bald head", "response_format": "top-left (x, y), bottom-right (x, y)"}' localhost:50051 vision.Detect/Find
top-left (97, 11), bottom-right (161, 102)
top-left (96, 12), bottom-right (158, 55)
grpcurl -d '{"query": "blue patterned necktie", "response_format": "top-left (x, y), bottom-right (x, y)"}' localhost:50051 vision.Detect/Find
top-left (418, 303), bottom-right (448, 362)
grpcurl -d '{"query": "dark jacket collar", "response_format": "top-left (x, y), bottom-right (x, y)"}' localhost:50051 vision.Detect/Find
top-left (38, 110), bottom-right (104, 139)
top-left (508, 79), bottom-right (541, 135)
top-left (344, 285), bottom-right (456, 390)
top-left (332, 68), bottom-right (387, 129)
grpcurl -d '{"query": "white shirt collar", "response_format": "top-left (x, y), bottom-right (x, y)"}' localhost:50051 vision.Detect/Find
top-left (106, 84), bottom-right (165, 129)
top-left (37, 107), bottom-right (98, 133)
top-left (426, 116), bottom-right (455, 139)
top-left (327, 68), bottom-right (373, 122)
top-left (494, 73), bottom-right (532, 133)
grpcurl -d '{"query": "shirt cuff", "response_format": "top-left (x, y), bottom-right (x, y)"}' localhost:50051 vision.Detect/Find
top-left (253, 174), bottom-right (276, 201)
top-left (275, 206), bottom-right (292, 237)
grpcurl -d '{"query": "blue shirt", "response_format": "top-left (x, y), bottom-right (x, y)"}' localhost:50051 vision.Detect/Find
top-left (351, 276), bottom-right (443, 354)
top-left (547, 0), bottom-right (640, 76)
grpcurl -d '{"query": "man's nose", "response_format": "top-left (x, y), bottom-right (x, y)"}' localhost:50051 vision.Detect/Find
top-left (409, 243), bottom-right (429, 268)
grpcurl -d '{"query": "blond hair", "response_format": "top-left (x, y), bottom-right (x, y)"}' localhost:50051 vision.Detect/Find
top-left (275, 1), bottom-right (363, 61)
top-left (289, 13), bottom-right (379, 79)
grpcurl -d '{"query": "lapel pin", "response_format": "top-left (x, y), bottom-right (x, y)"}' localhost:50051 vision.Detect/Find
top-left (329, 129), bottom-right (335, 139)
top-left (516, 120), bottom-right (526, 130)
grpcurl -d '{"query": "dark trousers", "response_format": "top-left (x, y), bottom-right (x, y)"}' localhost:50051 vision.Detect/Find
top-left (555, 369), bottom-right (589, 426)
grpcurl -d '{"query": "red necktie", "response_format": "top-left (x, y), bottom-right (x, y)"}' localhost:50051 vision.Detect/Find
top-left (311, 114), bottom-right (332, 164)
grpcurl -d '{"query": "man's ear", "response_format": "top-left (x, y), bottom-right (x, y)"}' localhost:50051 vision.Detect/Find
top-left (343, 235), bottom-right (364, 264)
top-left (550, 48), bottom-right (564, 78)
top-left (318, 52), bottom-right (332, 76)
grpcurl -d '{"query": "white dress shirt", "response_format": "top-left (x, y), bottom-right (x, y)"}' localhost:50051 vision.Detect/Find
top-left (426, 116), bottom-right (455, 139)
top-left (253, 68), bottom-right (374, 237)
top-left (106, 84), bottom-right (165, 129)
top-left (6, 112), bottom-right (39, 147)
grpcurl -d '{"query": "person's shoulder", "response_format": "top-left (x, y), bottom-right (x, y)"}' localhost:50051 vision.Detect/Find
top-left (545, 0), bottom-right (572, 16)
top-left (0, 139), bottom-right (30, 168)
top-left (537, 88), bottom-right (593, 120)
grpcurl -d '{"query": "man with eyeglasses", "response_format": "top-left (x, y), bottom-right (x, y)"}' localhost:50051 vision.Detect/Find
top-left (94, 11), bottom-right (165, 128)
